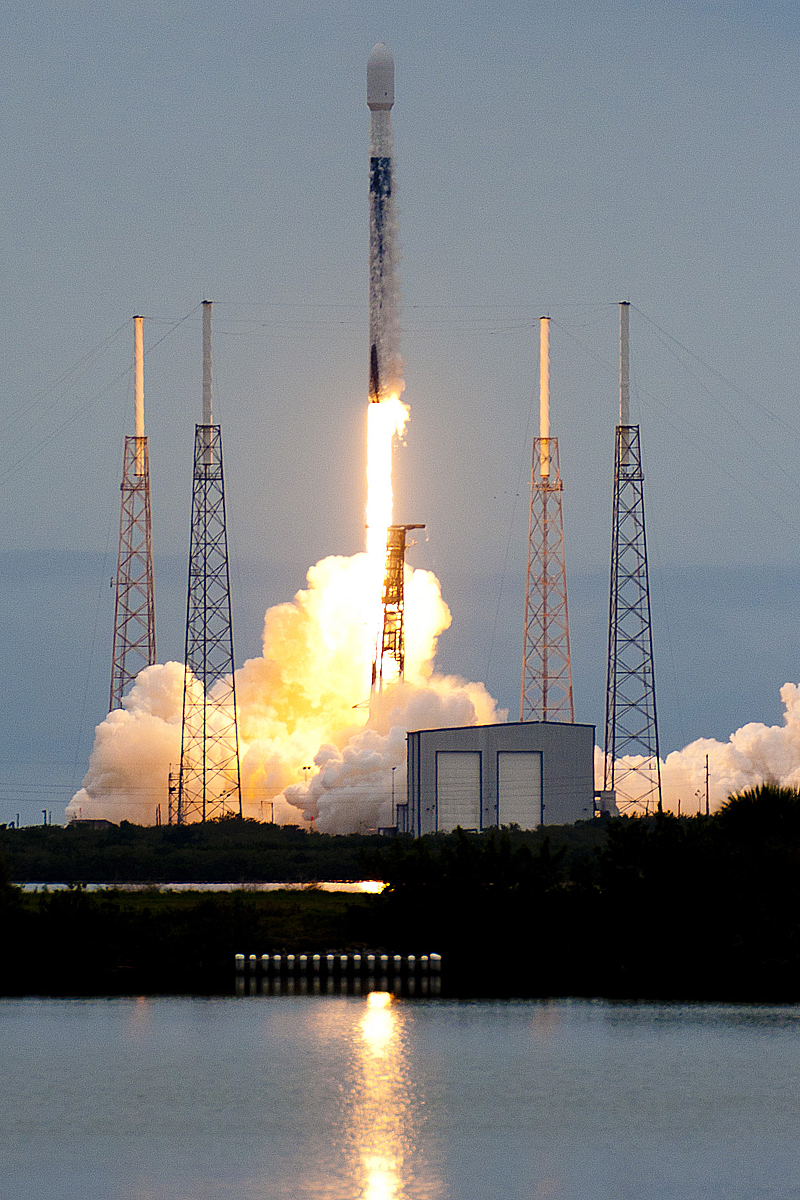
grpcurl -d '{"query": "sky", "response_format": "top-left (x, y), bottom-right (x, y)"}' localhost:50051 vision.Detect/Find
top-left (2, 0), bottom-right (800, 824)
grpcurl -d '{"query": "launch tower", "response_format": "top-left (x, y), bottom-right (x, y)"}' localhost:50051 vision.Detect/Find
top-left (177, 301), bottom-right (242, 822)
top-left (604, 302), bottom-right (662, 813)
top-left (520, 318), bottom-right (574, 722)
top-left (110, 316), bottom-right (156, 710)
top-left (373, 523), bottom-right (424, 690)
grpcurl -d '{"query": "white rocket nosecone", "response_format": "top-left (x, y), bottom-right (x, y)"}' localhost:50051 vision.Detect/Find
top-left (367, 42), bottom-right (394, 109)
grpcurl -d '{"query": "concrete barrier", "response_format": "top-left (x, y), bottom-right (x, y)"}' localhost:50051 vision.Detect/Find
top-left (234, 950), bottom-right (443, 997)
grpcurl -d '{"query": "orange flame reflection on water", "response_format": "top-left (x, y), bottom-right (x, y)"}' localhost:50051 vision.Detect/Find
top-left (352, 992), bottom-right (405, 1200)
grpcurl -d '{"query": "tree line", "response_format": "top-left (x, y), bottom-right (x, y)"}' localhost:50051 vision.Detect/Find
top-left (2, 786), bottom-right (799, 999)
top-left (364, 785), bottom-right (800, 999)
top-left (0, 813), bottom-right (605, 884)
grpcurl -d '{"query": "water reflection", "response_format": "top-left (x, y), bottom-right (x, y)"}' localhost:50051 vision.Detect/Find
top-left (5, 998), bottom-right (800, 1200)
top-left (344, 992), bottom-right (440, 1200)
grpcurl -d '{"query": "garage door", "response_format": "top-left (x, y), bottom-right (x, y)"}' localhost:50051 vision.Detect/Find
top-left (436, 751), bottom-right (481, 832)
top-left (497, 751), bottom-right (542, 829)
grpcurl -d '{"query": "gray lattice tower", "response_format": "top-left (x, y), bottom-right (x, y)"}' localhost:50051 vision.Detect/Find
top-left (604, 303), bottom-right (662, 813)
top-left (110, 316), bottom-right (156, 710)
top-left (372, 523), bottom-right (424, 690)
top-left (177, 303), bottom-right (241, 823)
top-left (177, 423), bottom-right (242, 822)
top-left (167, 768), bottom-right (178, 825)
top-left (520, 318), bottom-right (573, 722)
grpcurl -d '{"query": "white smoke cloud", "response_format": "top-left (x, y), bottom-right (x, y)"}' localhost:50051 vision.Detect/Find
top-left (595, 682), bottom-right (800, 815)
top-left (661, 681), bottom-right (800, 812)
top-left (68, 554), bottom-right (504, 830)
top-left (68, 662), bottom-right (184, 824)
top-left (285, 676), bottom-right (502, 833)
top-left (71, 541), bottom-right (800, 828)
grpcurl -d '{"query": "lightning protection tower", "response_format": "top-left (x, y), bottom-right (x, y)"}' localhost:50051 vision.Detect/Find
top-left (177, 301), bottom-right (242, 823)
top-left (604, 301), bottom-right (662, 814)
top-left (110, 316), bottom-right (156, 711)
top-left (372, 523), bottom-right (425, 690)
top-left (520, 317), bottom-right (574, 722)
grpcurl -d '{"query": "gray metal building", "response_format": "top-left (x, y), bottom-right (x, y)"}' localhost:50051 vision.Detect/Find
top-left (399, 721), bottom-right (595, 835)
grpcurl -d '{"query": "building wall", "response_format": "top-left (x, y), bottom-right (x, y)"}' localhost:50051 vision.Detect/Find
top-left (402, 721), bottom-right (594, 835)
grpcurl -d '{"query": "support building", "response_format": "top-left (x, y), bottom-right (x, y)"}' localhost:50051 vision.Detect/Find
top-left (400, 721), bottom-right (595, 835)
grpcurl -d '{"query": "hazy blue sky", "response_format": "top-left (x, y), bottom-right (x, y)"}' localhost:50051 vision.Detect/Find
top-left (3, 0), bottom-right (800, 822)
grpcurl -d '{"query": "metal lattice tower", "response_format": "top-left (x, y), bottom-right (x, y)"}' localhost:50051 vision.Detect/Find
top-left (372, 523), bottom-right (424, 690)
top-left (520, 318), bottom-right (574, 722)
top-left (110, 316), bottom-right (156, 711)
top-left (177, 302), bottom-right (242, 823)
top-left (604, 302), bottom-right (662, 814)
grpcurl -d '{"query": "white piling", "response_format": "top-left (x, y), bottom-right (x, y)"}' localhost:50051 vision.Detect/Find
top-left (201, 300), bottom-right (213, 465)
top-left (539, 316), bottom-right (550, 479)
top-left (133, 315), bottom-right (145, 475)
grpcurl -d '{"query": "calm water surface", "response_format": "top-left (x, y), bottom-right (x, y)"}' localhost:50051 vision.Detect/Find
top-left (2, 997), bottom-right (800, 1200)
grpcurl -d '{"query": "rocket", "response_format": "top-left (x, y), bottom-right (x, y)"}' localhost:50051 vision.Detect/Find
top-left (367, 43), bottom-right (402, 403)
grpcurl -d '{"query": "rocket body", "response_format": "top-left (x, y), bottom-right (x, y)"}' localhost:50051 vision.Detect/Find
top-left (367, 43), bottom-right (402, 403)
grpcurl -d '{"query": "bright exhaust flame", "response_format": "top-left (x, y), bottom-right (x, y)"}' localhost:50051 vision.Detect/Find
top-left (366, 393), bottom-right (409, 664)
top-left (366, 394), bottom-right (409, 562)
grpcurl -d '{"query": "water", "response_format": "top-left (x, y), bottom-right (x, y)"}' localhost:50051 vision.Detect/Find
top-left (2, 997), bottom-right (800, 1200)
top-left (17, 880), bottom-right (386, 893)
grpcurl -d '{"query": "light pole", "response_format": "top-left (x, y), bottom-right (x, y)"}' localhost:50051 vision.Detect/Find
top-left (391, 766), bottom-right (397, 827)
top-left (705, 758), bottom-right (714, 816)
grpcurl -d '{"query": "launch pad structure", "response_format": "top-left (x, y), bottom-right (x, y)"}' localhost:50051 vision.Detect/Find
top-left (110, 316), bottom-right (156, 711)
top-left (604, 302), bottom-right (662, 814)
top-left (520, 317), bottom-right (574, 722)
top-left (176, 302), bottom-right (242, 823)
top-left (373, 523), bottom-right (425, 690)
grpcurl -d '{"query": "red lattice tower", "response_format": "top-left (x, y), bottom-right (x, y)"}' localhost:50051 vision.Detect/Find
top-left (520, 318), bottom-right (574, 722)
top-left (110, 316), bottom-right (156, 711)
